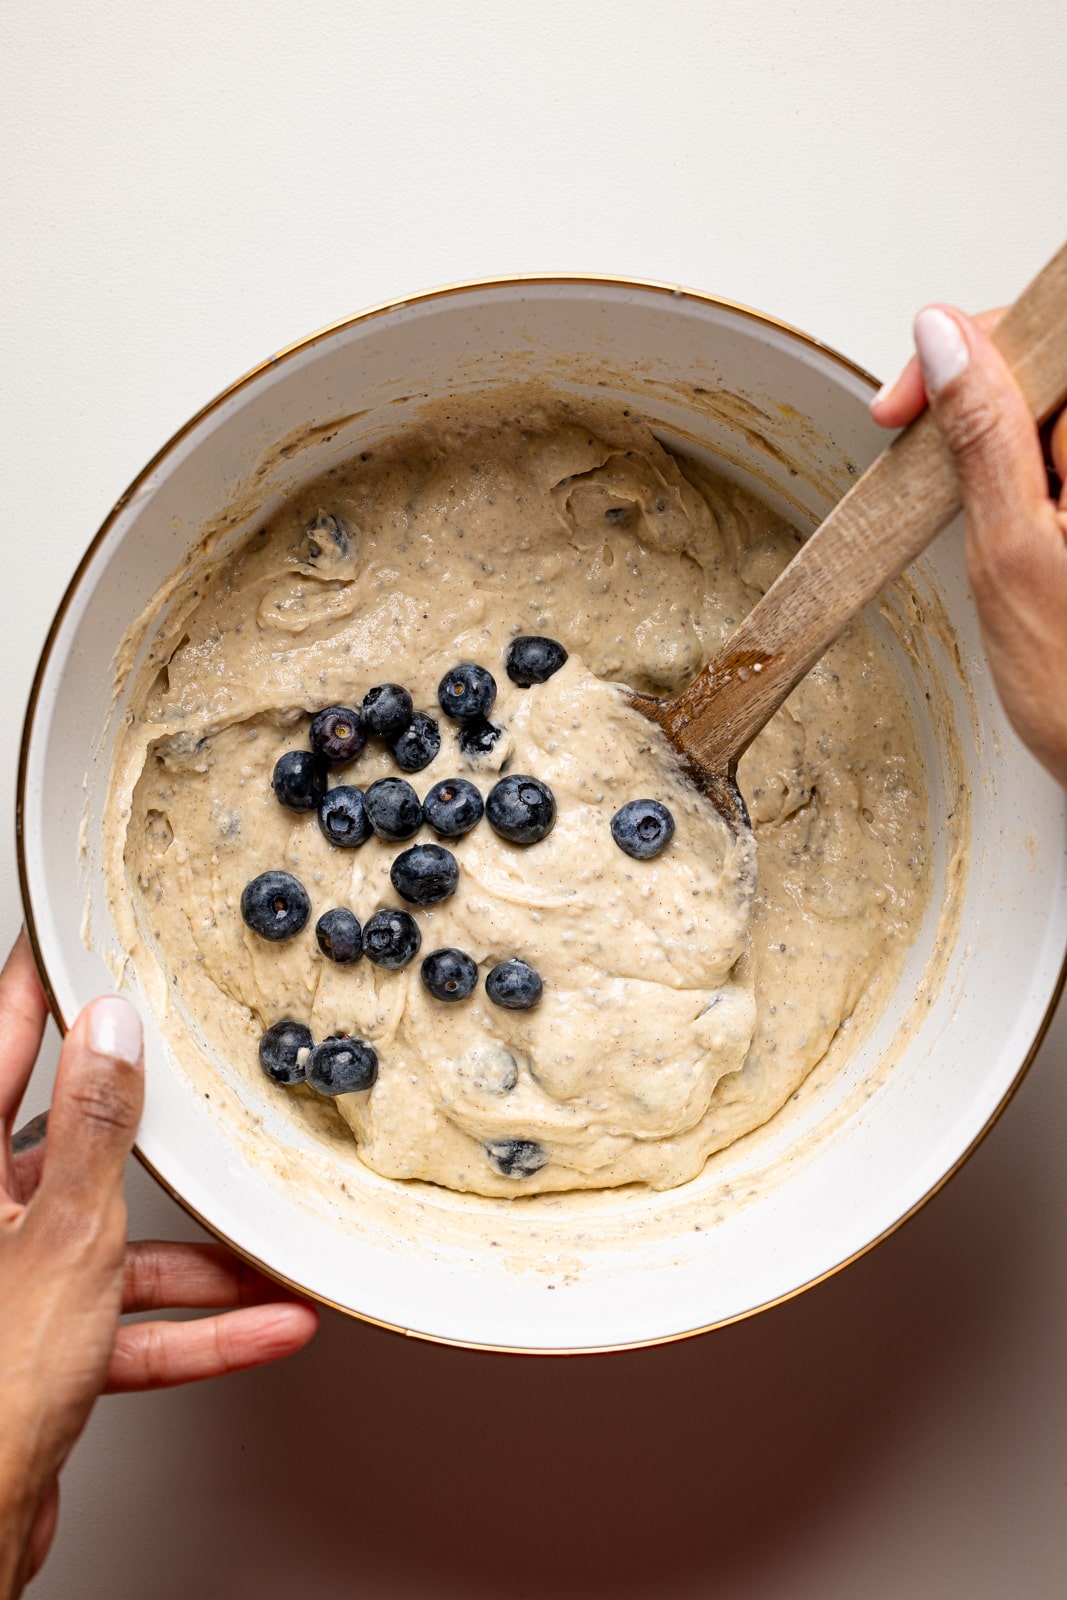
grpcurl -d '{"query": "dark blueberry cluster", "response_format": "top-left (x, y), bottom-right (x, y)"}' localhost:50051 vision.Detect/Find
top-left (243, 639), bottom-right (623, 1186)
top-left (302, 680), bottom-right (443, 779)
top-left (258, 1021), bottom-right (378, 1097)
top-left (417, 951), bottom-right (543, 1010)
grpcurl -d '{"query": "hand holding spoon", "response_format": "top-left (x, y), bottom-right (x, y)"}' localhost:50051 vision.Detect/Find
top-left (629, 238), bottom-right (1067, 832)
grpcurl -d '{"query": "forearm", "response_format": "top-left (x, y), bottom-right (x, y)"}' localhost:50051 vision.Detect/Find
top-left (0, 1448), bottom-right (38, 1600)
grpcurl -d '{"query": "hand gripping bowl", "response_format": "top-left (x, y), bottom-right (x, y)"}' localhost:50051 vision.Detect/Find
top-left (18, 277), bottom-right (1067, 1353)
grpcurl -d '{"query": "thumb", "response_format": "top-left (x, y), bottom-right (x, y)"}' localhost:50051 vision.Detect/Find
top-left (34, 996), bottom-right (144, 1223)
top-left (913, 305), bottom-right (1053, 595)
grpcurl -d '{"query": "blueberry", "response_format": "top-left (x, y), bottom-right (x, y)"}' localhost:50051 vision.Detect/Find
top-left (361, 683), bottom-right (414, 738)
top-left (485, 774), bottom-right (556, 844)
top-left (423, 777), bottom-right (484, 837)
top-left (458, 718), bottom-right (504, 759)
top-left (310, 705), bottom-right (365, 763)
top-left (363, 777), bottom-right (423, 841)
top-left (610, 799), bottom-right (676, 860)
top-left (485, 958), bottom-right (543, 1010)
top-left (258, 1019), bottom-right (313, 1086)
top-left (241, 871), bottom-right (311, 941)
top-left (390, 843), bottom-right (459, 905)
top-left (505, 635), bottom-right (568, 687)
top-left (272, 749), bottom-right (327, 812)
top-left (363, 908), bottom-right (422, 969)
top-left (437, 662), bottom-right (497, 723)
top-left (318, 785), bottom-right (372, 848)
top-left (461, 1045), bottom-right (519, 1094)
top-left (485, 1138), bottom-right (548, 1179)
top-left (305, 1036), bottom-right (378, 1096)
top-left (315, 907), bottom-right (363, 964)
top-left (389, 711), bottom-right (441, 773)
top-left (304, 512), bottom-right (350, 561)
top-left (421, 947), bottom-right (478, 1002)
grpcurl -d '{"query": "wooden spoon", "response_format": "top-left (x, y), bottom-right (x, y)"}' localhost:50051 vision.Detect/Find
top-left (629, 238), bottom-right (1067, 833)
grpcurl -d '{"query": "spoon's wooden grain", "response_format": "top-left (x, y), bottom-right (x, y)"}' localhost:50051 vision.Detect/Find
top-left (631, 238), bottom-right (1067, 832)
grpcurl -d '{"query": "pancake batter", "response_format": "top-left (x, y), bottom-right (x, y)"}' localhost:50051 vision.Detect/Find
top-left (106, 398), bottom-right (929, 1194)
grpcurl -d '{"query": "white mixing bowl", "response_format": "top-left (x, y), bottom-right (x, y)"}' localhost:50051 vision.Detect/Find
top-left (18, 277), bottom-right (1067, 1352)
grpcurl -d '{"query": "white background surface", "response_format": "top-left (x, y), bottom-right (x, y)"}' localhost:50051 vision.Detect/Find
top-left (2, 2), bottom-right (1065, 1595)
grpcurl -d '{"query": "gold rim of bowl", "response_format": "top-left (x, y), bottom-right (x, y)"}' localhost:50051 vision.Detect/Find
top-left (17, 272), bottom-right (1067, 1355)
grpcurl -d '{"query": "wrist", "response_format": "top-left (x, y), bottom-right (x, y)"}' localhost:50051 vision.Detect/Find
top-left (0, 1421), bottom-right (46, 1597)
top-left (0, 1463), bottom-right (35, 1600)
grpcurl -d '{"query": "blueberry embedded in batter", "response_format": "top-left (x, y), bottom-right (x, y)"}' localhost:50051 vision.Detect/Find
top-left (258, 1019), bottom-right (313, 1086)
top-left (389, 843), bottom-right (459, 906)
top-left (423, 777), bottom-right (484, 837)
top-left (317, 785), bottom-right (372, 849)
top-left (485, 774), bottom-right (556, 845)
top-left (360, 683), bottom-right (414, 739)
top-left (315, 907), bottom-right (363, 965)
top-left (240, 871), bottom-right (311, 941)
top-left (610, 798), bottom-right (676, 860)
top-left (309, 705), bottom-right (366, 763)
top-left (388, 711), bottom-right (441, 772)
top-left (421, 948), bottom-right (479, 1003)
top-left (271, 749), bottom-right (327, 812)
top-left (306, 1037), bottom-right (378, 1097)
top-left (362, 908), bottom-right (422, 970)
top-left (363, 777), bottom-right (424, 841)
top-left (438, 662), bottom-right (497, 723)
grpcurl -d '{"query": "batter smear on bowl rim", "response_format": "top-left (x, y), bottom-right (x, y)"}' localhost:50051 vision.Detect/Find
top-left (106, 395), bottom-right (929, 1196)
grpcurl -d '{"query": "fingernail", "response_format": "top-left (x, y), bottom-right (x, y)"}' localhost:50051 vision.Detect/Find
top-left (914, 307), bottom-right (969, 396)
top-left (871, 379), bottom-right (893, 409)
top-left (88, 996), bottom-right (143, 1065)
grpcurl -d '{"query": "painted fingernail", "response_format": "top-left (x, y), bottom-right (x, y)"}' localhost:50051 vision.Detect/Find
top-left (913, 307), bottom-right (969, 396)
top-left (88, 996), bottom-right (143, 1065)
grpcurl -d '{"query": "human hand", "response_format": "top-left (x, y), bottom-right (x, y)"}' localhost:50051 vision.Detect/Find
top-left (870, 304), bottom-right (1067, 788)
top-left (0, 934), bottom-right (318, 1598)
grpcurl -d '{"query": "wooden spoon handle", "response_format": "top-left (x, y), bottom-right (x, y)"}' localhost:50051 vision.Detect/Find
top-left (653, 237), bottom-right (1067, 775)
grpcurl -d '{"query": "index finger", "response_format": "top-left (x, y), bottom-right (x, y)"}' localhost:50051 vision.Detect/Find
top-left (0, 933), bottom-right (50, 1177)
top-left (871, 306), bottom-right (1005, 429)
